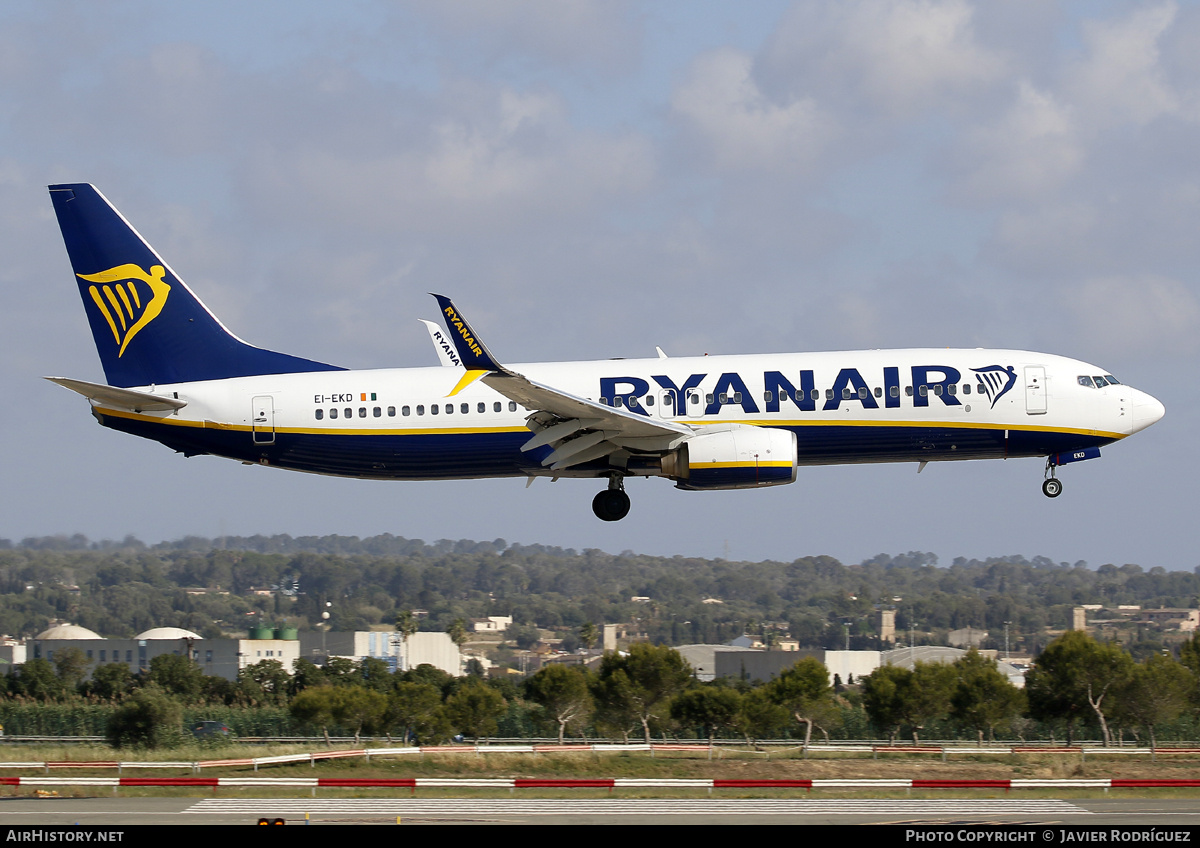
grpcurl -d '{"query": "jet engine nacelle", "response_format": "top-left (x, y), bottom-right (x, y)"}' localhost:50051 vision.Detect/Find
top-left (662, 426), bottom-right (798, 490)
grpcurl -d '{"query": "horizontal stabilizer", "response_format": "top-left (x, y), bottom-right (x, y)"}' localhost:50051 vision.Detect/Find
top-left (45, 376), bottom-right (187, 412)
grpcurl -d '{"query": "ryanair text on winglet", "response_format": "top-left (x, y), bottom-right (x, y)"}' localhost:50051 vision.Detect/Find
top-left (442, 305), bottom-right (484, 358)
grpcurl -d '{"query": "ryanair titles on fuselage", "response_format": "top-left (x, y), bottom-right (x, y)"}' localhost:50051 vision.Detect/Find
top-left (598, 362), bottom-right (1018, 417)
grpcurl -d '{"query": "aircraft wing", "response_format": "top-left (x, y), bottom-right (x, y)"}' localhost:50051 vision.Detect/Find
top-left (431, 294), bottom-right (693, 470)
top-left (45, 376), bottom-right (187, 412)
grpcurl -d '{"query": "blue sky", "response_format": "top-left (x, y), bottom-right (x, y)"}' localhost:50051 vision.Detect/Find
top-left (2, 1), bottom-right (1196, 569)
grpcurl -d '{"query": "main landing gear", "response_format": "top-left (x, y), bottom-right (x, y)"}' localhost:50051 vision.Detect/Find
top-left (1042, 458), bottom-right (1063, 498)
top-left (592, 475), bottom-right (630, 522)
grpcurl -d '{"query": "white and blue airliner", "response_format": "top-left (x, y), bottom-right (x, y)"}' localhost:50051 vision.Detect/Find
top-left (46, 184), bottom-right (1165, 521)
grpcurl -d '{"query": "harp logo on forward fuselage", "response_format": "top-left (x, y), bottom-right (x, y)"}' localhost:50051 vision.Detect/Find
top-left (972, 365), bottom-right (1018, 409)
top-left (78, 263), bottom-right (171, 357)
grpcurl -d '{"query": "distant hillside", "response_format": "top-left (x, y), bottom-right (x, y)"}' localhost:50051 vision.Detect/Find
top-left (0, 534), bottom-right (1194, 657)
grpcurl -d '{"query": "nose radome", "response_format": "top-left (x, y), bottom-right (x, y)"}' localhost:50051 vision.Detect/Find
top-left (1130, 389), bottom-right (1165, 434)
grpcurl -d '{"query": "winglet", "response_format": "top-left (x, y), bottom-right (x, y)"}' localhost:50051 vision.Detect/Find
top-left (430, 294), bottom-right (505, 372)
top-left (418, 319), bottom-right (463, 367)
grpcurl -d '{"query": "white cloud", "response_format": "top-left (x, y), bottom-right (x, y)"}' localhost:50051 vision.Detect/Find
top-left (1064, 2), bottom-right (1180, 128)
top-left (955, 81), bottom-right (1082, 201)
top-left (1067, 274), bottom-right (1200, 356)
top-left (242, 83), bottom-right (655, 236)
top-left (763, 0), bottom-right (1007, 118)
top-left (406, 0), bottom-right (638, 71)
top-left (672, 47), bottom-right (834, 173)
top-left (984, 203), bottom-right (1099, 274)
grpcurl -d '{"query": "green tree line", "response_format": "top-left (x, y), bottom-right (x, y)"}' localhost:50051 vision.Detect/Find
top-left (0, 534), bottom-right (1196, 656)
top-left (7, 631), bottom-right (1200, 750)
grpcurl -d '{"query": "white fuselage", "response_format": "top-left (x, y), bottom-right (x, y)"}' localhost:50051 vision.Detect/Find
top-left (89, 348), bottom-right (1163, 482)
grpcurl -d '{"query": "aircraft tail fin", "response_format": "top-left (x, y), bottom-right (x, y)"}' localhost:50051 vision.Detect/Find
top-left (49, 184), bottom-right (344, 388)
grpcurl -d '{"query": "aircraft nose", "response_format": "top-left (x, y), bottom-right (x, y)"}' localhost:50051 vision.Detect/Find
top-left (1129, 388), bottom-right (1165, 434)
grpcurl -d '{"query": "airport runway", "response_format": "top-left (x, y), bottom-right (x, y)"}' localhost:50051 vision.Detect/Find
top-left (1, 796), bottom-right (1199, 825)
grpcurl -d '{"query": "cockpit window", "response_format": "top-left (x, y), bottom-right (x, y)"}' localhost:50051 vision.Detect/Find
top-left (1078, 376), bottom-right (1095, 388)
top-left (1105, 375), bottom-right (1120, 385)
top-left (1092, 375), bottom-right (1108, 387)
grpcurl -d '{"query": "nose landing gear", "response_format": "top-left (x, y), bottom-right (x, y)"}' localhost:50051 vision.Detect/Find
top-left (592, 475), bottom-right (630, 521)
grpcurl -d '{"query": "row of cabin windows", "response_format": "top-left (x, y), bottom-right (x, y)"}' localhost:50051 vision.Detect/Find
top-left (600, 383), bottom-right (988, 407)
top-left (315, 401), bottom-right (519, 420)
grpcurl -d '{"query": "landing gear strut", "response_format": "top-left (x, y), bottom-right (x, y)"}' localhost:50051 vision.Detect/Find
top-left (592, 475), bottom-right (630, 521)
top-left (1042, 458), bottom-right (1063, 498)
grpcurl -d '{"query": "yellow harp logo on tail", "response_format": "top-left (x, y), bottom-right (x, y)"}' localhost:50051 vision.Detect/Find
top-left (77, 264), bottom-right (171, 357)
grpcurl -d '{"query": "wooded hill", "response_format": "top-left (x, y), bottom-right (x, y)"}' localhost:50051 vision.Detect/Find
top-left (0, 534), bottom-right (1195, 657)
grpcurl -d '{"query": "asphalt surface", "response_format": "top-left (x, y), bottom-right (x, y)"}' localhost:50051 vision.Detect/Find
top-left (0, 796), bottom-right (1199, 826)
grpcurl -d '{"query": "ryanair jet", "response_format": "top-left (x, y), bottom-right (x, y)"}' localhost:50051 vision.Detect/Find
top-left (46, 184), bottom-right (1165, 521)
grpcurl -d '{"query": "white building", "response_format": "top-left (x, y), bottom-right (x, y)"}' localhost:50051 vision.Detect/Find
top-left (298, 630), bottom-right (463, 677)
top-left (29, 624), bottom-right (301, 681)
top-left (471, 616), bottom-right (512, 633)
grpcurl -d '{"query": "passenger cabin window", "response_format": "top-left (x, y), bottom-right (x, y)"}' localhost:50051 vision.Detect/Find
top-left (508, 401), bottom-right (517, 412)
top-left (905, 386), bottom-right (913, 397)
top-left (461, 403), bottom-right (469, 414)
top-left (431, 404), bottom-right (439, 415)
top-left (315, 409), bottom-right (324, 420)
top-left (493, 402), bottom-right (502, 412)
top-left (890, 387), bottom-right (899, 398)
top-left (874, 387), bottom-right (882, 398)
top-left (477, 402), bottom-right (485, 413)
top-left (962, 384), bottom-right (971, 395)
top-left (416, 405), bottom-right (425, 415)
top-left (858, 387), bottom-right (868, 399)
top-left (373, 406), bottom-right (381, 417)
top-left (359, 407), bottom-right (367, 418)
top-left (918, 386), bottom-right (927, 397)
top-left (842, 388), bottom-right (851, 399)
top-left (330, 408), bottom-right (339, 419)
top-left (344, 407), bottom-right (352, 419)
top-left (401, 406), bottom-right (409, 416)
top-left (645, 396), bottom-right (654, 407)
top-left (390, 406), bottom-right (398, 417)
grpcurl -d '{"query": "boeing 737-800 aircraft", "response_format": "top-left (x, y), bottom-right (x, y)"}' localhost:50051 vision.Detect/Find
top-left (46, 184), bottom-right (1165, 521)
